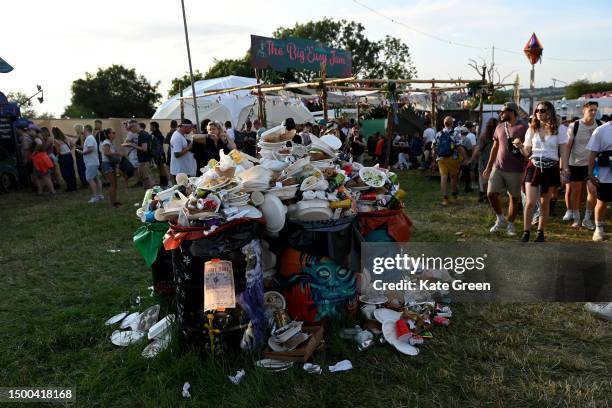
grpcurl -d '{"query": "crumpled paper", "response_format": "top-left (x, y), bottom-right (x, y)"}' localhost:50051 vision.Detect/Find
top-left (182, 382), bottom-right (191, 398)
top-left (328, 360), bottom-right (353, 373)
top-left (228, 369), bottom-right (246, 384)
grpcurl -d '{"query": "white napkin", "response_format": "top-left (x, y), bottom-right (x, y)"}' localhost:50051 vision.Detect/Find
top-left (328, 360), bottom-right (353, 373)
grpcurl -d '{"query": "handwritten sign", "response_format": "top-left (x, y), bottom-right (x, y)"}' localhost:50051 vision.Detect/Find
top-left (250, 35), bottom-right (352, 77)
top-left (204, 260), bottom-right (236, 311)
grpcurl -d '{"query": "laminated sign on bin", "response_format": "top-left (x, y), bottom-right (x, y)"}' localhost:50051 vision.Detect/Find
top-left (204, 260), bottom-right (236, 311)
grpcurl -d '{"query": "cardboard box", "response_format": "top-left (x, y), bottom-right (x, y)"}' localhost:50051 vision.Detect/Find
top-left (263, 326), bottom-right (324, 362)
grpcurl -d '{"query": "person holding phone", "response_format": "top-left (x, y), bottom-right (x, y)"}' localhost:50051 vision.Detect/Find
top-left (514, 101), bottom-right (570, 242)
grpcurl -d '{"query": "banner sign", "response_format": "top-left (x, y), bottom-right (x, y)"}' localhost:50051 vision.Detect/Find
top-left (250, 35), bottom-right (352, 77)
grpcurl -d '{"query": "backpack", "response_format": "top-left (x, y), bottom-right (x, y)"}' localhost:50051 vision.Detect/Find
top-left (140, 130), bottom-right (156, 158)
top-left (437, 130), bottom-right (455, 158)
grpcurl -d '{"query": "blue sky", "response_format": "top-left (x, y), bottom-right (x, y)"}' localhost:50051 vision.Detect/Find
top-left (2, 0), bottom-right (611, 116)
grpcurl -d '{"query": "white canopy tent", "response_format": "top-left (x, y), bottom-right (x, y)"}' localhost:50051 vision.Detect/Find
top-left (152, 76), bottom-right (314, 128)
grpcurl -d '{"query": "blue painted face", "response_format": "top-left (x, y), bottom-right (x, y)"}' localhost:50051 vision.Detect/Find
top-left (287, 254), bottom-right (356, 321)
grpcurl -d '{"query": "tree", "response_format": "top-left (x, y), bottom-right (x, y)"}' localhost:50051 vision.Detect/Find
top-left (566, 79), bottom-right (612, 99)
top-left (63, 65), bottom-right (161, 118)
top-left (196, 18), bottom-right (416, 84)
top-left (6, 91), bottom-right (37, 118)
top-left (167, 70), bottom-right (205, 98)
top-left (205, 56), bottom-right (253, 79)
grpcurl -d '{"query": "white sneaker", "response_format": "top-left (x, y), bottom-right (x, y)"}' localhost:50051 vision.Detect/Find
top-left (593, 229), bottom-right (605, 242)
top-left (88, 197), bottom-right (98, 203)
top-left (562, 210), bottom-right (573, 221)
top-left (571, 215), bottom-right (580, 228)
top-left (506, 223), bottom-right (517, 236)
top-left (585, 302), bottom-right (612, 321)
top-left (582, 218), bottom-right (595, 231)
top-left (489, 219), bottom-right (507, 233)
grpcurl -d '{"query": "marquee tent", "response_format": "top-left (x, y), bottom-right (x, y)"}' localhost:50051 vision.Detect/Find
top-left (152, 76), bottom-right (314, 127)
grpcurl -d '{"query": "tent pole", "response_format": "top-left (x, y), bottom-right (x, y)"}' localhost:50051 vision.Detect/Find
top-left (255, 68), bottom-right (264, 125)
top-left (180, 0), bottom-right (200, 131)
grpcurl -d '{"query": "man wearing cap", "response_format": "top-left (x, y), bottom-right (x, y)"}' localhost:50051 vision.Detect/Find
top-left (483, 102), bottom-right (527, 236)
top-left (170, 119), bottom-right (197, 180)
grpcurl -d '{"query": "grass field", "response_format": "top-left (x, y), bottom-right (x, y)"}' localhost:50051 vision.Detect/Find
top-left (0, 171), bottom-right (610, 407)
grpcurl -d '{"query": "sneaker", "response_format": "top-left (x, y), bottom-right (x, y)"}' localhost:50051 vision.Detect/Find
top-left (442, 198), bottom-right (449, 206)
top-left (562, 210), bottom-right (573, 222)
top-left (519, 231), bottom-right (530, 242)
top-left (535, 230), bottom-right (545, 242)
top-left (489, 219), bottom-right (507, 233)
top-left (506, 223), bottom-right (517, 236)
top-left (88, 197), bottom-right (98, 203)
top-left (593, 229), bottom-right (605, 242)
top-left (584, 302), bottom-right (612, 321)
top-left (582, 218), bottom-right (596, 231)
top-left (571, 218), bottom-right (580, 228)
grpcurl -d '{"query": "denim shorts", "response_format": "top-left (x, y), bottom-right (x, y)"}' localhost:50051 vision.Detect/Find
top-left (101, 161), bottom-right (117, 174)
top-left (85, 165), bottom-right (99, 182)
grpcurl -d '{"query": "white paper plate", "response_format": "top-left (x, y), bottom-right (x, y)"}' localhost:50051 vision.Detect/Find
top-left (105, 312), bottom-right (127, 326)
top-left (373, 308), bottom-right (402, 324)
top-left (120, 312), bottom-right (141, 329)
top-left (381, 321), bottom-right (419, 356)
top-left (110, 330), bottom-right (146, 347)
top-left (264, 291), bottom-right (286, 310)
top-left (294, 207), bottom-right (333, 222)
top-left (255, 359), bottom-right (294, 370)
top-left (359, 167), bottom-right (386, 188)
top-left (136, 305), bottom-right (160, 332)
top-left (359, 294), bottom-right (388, 305)
top-left (321, 135), bottom-right (342, 151)
top-left (148, 315), bottom-right (175, 340)
top-left (142, 333), bottom-right (171, 358)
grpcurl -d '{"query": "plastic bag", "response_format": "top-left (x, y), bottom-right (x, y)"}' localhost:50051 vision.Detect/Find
top-left (133, 222), bottom-right (169, 267)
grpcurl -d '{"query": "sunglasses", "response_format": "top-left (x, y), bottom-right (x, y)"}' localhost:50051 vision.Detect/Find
top-left (535, 109), bottom-right (548, 113)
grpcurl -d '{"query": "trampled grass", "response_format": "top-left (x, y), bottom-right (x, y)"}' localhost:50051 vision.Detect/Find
top-left (0, 171), bottom-right (609, 407)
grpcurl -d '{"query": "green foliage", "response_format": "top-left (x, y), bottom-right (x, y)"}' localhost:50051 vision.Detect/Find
top-left (63, 65), bottom-right (161, 118)
top-left (566, 79), bottom-right (612, 99)
top-left (204, 56), bottom-right (253, 79)
top-left (6, 91), bottom-right (37, 118)
top-left (166, 70), bottom-right (205, 98)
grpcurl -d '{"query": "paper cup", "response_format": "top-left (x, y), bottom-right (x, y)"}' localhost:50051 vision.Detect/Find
top-left (395, 319), bottom-right (411, 342)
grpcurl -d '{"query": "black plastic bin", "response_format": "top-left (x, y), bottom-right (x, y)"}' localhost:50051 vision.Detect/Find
top-left (167, 219), bottom-right (265, 354)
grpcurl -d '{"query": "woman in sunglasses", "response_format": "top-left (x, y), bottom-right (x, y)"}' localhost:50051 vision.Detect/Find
top-left (514, 101), bottom-right (570, 242)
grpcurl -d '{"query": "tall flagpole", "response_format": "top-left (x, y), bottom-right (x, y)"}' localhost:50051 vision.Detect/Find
top-left (180, 0), bottom-right (200, 131)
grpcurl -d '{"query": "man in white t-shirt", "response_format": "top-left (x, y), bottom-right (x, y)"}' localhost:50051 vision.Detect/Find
top-left (77, 124), bottom-right (102, 203)
top-left (422, 118), bottom-right (436, 168)
top-left (586, 120), bottom-right (612, 241)
top-left (170, 119), bottom-right (197, 178)
top-left (564, 102), bottom-right (602, 230)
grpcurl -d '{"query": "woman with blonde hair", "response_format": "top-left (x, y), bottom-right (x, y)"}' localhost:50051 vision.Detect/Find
top-left (202, 120), bottom-right (236, 162)
top-left (73, 123), bottom-right (87, 187)
top-left (515, 101), bottom-right (570, 242)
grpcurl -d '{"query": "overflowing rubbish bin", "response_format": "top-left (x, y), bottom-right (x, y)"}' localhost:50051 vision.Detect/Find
top-left (164, 219), bottom-right (266, 354)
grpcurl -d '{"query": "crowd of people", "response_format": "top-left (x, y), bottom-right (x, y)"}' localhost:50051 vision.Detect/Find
top-left (14, 105), bottom-right (612, 242)
top-left (428, 100), bottom-right (612, 243)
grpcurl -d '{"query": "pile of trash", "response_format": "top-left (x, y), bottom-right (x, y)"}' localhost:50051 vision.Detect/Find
top-left (105, 304), bottom-right (175, 358)
top-left (135, 122), bottom-right (406, 234)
